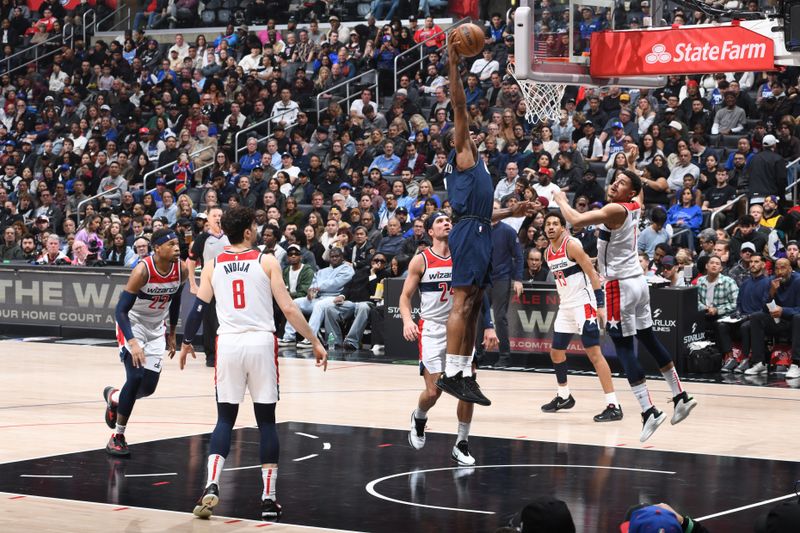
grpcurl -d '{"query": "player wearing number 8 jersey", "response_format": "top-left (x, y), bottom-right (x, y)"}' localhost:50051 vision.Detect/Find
top-left (541, 211), bottom-right (622, 422)
top-left (553, 171), bottom-right (696, 443)
top-left (401, 212), bottom-right (498, 466)
top-left (179, 206), bottom-right (327, 522)
top-left (103, 229), bottom-right (188, 457)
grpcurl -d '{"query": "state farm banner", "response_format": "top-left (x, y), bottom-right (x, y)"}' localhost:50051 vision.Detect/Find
top-left (589, 24), bottom-right (775, 77)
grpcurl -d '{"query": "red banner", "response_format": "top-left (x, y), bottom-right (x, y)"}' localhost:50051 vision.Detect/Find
top-left (589, 24), bottom-right (775, 77)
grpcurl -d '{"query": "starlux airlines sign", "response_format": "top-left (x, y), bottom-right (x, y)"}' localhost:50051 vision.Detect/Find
top-left (589, 24), bottom-right (775, 77)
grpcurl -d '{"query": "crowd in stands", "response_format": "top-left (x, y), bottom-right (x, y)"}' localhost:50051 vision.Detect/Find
top-left (496, 493), bottom-right (800, 532)
top-left (0, 2), bottom-right (800, 370)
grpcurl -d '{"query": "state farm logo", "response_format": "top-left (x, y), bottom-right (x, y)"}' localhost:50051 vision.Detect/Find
top-left (643, 40), bottom-right (767, 64)
top-left (645, 44), bottom-right (671, 64)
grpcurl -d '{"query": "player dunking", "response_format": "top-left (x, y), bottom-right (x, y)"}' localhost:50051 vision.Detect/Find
top-left (541, 212), bottom-right (622, 422)
top-left (553, 172), bottom-right (697, 442)
top-left (179, 206), bottom-right (327, 521)
top-left (436, 40), bottom-right (530, 406)
top-left (401, 212), bottom-right (498, 465)
top-left (103, 229), bottom-right (187, 456)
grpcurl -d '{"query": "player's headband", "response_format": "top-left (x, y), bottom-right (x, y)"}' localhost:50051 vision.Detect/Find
top-left (153, 232), bottom-right (177, 246)
top-left (425, 211), bottom-right (449, 231)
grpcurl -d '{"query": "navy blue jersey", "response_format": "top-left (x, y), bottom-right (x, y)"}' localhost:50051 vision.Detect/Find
top-left (445, 150), bottom-right (494, 221)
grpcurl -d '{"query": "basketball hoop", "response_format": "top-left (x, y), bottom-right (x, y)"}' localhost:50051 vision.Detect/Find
top-left (507, 62), bottom-right (566, 124)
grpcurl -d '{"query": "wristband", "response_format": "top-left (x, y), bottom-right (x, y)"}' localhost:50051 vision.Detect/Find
top-left (594, 288), bottom-right (605, 307)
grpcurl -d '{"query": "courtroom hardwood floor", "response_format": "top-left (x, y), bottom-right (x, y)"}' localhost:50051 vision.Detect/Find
top-left (1, 340), bottom-right (799, 532)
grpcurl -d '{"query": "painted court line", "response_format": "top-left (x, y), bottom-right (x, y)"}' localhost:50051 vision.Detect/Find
top-left (366, 464), bottom-right (676, 515)
top-left (19, 474), bottom-right (73, 479)
top-left (293, 454), bottom-right (319, 462)
top-left (695, 492), bottom-right (797, 521)
top-left (124, 473), bottom-right (178, 478)
top-left (223, 465), bottom-right (261, 472)
top-left (295, 432), bottom-right (319, 439)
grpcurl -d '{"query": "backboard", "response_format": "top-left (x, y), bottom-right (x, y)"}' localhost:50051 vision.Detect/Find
top-left (513, 0), bottom-right (800, 86)
top-left (512, 0), bottom-right (666, 88)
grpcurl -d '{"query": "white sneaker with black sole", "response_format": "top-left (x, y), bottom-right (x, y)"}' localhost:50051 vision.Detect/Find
top-left (408, 411), bottom-right (426, 450)
top-left (786, 364), bottom-right (800, 379)
top-left (277, 338), bottom-right (295, 347)
top-left (296, 339), bottom-right (313, 349)
top-left (451, 440), bottom-right (476, 466)
top-left (744, 361), bottom-right (767, 375)
top-left (670, 391), bottom-right (697, 425)
top-left (640, 407), bottom-right (667, 442)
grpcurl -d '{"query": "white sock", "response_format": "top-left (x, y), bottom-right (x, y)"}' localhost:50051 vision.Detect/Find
top-left (414, 407), bottom-right (428, 420)
top-left (463, 351), bottom-right (475, 377)
top-left (631, 383), bottom-right (654, 412)
top-left (661, 367), bottom-right (684, 397)
top-left (110, 390), bottom-right (120, 405)
top-left (114, 423), bottom-right (126, 435)
top-left (261, 467), bottom-right (277, 501)
top-left (206, 454), bottom-right (225, 487)
top-left (605, 392), bottom-right (619, 407)
top-left (557, 385), bottom-right (570, 400)
top-left (444, 354), bottom-right (470, 377)
top-left (457, 421), bottom-right (470, 443)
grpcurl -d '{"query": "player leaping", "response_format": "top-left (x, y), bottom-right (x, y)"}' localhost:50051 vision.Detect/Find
top-left (436, 40), bottom-right (532, 406)
top-left (401, 211), bottom-right (498, 466)
top-left (552, 171), bottom-right (696, 442)
top-left (104, 229), bottom-right (188, 456)
top-left (541, 211), bottom-right (622, 422)
top-left (179, 206), bottom-right (326, 521)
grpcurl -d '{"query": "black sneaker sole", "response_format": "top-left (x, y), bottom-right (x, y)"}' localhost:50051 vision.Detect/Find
top-left (435, 377), bottom-right (492, 406)
top-left (593, 411), bottom-right (624, 422)
top-left (541, 397), bottom-right (576, 412)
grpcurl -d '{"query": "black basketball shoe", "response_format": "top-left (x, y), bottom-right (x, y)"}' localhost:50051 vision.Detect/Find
top-left (261, 498), bottom-right (282, 521)
top-left (193, 483), bottom-right (220, 519)
top-left (106, 433), bottom-right (129, 457)
top-left (593, 403), bottom-right (623, 422)
top-left (436, 371), bottom-right (492, 406)
top-left (103, 386), bottom-right (118, 429)
top-left (541, 394), bottom-right (575, 412)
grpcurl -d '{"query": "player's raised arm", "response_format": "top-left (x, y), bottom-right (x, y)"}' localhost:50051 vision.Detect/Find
top-left (115, 262), bottom-right (150, 368)
top-left (552, 189), bottom-right (626, 229)
top-left (178, 261), bottom-right (215, 369)
top-left (264, 254), bottom-right (328, 371)
top-left (447, 41), bottom-right (476, 170)
top-left (400, 253), bottom-right (425, 342)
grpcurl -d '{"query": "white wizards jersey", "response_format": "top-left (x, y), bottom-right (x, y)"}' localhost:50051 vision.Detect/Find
top-left (546, 236), bottom-right (594, 308)
top-left (597, 201), bottom-right (643, 280)
top-left (212, 249), bottom-right (275, 335)
top-left (127, 256), bottom-right (182, 336)
top-left (418, 248), bottom-right (453, 324)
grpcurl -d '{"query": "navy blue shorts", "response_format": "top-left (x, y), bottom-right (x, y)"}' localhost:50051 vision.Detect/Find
top-left (450, 218), bottom-right (492, 288)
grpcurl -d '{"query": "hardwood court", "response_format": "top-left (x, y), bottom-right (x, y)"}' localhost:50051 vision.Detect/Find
top-left (1, 340), bottom-right (799, 532)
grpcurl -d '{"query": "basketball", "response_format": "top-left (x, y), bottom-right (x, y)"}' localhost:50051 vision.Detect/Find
top-left (451, 23), bottom-right (486, 57)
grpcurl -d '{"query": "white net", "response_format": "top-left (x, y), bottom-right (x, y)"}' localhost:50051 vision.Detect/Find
top-left (507, 63), bottom-right (567, 124)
